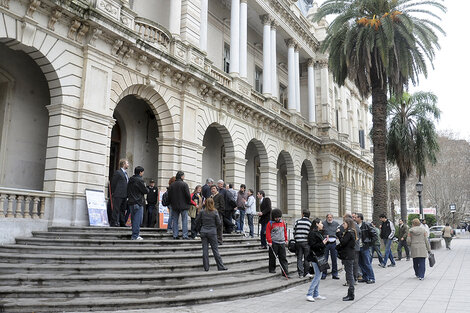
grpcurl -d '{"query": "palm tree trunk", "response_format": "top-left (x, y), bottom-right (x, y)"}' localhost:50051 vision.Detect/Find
top-left (371, 70), bottom-right (388, 223)
top-left (400, 171), bottom-right (407, 222)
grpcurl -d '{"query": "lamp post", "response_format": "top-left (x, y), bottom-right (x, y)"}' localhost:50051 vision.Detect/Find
top-left (416, 181), bottom-right (423, 220)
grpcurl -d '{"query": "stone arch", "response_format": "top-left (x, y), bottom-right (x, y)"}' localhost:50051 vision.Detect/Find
top-left (301, 159), bottom-right (315, 213)
top-left (277, 150), bottom-right (295, 214)
top-left (244, 138), bottom-right (269, 193)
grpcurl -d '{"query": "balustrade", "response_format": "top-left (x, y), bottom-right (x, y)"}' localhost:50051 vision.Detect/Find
top-left (210, 68), bottom-right (232, 88)
top-left (134, 18), bottom-right (171, 50)
top-left (0, 188), bottom-right (49, 219)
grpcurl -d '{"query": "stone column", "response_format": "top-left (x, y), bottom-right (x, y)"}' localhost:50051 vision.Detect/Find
top-left (270, 21), bottom-right (278, 99)
top-left (230, 0), bottom-right (240, 76)
top-left (199, 0), bottom-right (208, 52)
top-left (287, 174), bottom-right (302, 219)
top-left (307, 58), bottom-right (316, 123)
top-left (239, 0), bottom-right (248, 79)
top-left (261, 14), bottom-right (271, 96)
top-left (169, 0), bottom-right (182, 38)
top-left (286, 39), bottom-right (296, 111)
top-left (320, 60), bottom-right (330, 124)
top-left (225, 156), bottom-right (248, 191)
top-left (259, 166), bottom-right (278, 209)
top-left (294, 46), bottom-right (301, 112)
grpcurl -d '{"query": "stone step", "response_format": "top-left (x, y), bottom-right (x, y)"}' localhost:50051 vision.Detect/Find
top-left (48, 226), bottom-right (251, 236)
top-left (0, 275), bottom-right (306, 312)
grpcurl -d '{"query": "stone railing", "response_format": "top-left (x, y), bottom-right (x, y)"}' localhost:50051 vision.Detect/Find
top-left (210, 67), bottom-right (232, 89)
top-left (0, 187), bottom-right (50, 219)
top-left (251, 90), bottom-right (265, 107)
top-left (134, 17), bottom-right (171, 50)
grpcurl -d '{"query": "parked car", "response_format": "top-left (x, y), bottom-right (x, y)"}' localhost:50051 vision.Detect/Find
top-left (429, 226), bottom-right (445, 238)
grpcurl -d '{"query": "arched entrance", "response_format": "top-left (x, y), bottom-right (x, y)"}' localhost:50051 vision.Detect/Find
top-left (0, 41), bottom-right (50, 190)
top-left (245, 139), bottom-right (269, 192)
top-left (301, 160), bottom-right (314, 213)
top-left (109, 95), bottom-right (159, 183)
top-left (277, 151), bottom-right (294, 214)
top-left (202, 123), bottom-right (234, 183)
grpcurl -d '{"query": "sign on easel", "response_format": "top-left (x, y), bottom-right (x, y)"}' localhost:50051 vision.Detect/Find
top-left (158, 190), bottom-right (170, 229)
top-left (85, 189), bottom-right (109, 227)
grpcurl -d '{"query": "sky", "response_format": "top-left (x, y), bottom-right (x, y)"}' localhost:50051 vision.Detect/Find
top-left (313, 0), bottom-right (470, 140)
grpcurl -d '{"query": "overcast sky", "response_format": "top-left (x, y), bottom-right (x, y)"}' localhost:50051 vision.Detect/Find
top-left (314, 0), bottom-right (470, 140)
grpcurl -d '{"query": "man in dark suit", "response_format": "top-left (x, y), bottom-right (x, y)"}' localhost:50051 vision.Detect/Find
top-left (110, 159), bottom-right (129, 227)
top-left (257, 190), bottom-right (272, 249)
top-left (167, 171), bottom-right (191, 240)
top-left (201, 178), bottom-right (213, 201)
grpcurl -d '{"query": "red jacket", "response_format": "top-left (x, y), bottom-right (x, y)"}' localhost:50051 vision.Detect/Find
top-left (266, 220), bottom-right (287, 244)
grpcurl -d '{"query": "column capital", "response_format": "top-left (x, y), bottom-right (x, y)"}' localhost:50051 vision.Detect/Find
top-left (318, 59), bottom-right (329, 68)
top-left (294, 44), bottom-right (300, 52)
top-left (307, 58), bottom-right (315, 67)
top-left (285, 38), bottom-right (297, 48)
top-left (260, 14), bottom-right (272, 25)
top-left (271, 20), bottom-right (278, 29)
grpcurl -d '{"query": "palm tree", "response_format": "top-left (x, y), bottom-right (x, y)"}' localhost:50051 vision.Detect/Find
top-left (314, 0), bottom-right (445, 222)
top-left (387, 91), bottom-right (440, 221)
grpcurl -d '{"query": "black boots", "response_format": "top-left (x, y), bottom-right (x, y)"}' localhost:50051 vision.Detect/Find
top-left (342, 289), bottom-right (354, 301)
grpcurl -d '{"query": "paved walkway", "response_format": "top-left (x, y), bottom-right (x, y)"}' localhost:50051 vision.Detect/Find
top-left (105, 235), bottom-right (470, 313)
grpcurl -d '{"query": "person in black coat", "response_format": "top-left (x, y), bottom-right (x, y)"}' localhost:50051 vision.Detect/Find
top-left (306, 218), bottom-right (328, 302)
top-left (167, 171), bottom-right (191, 240)
top-left (194, 198), bottom-right (227, 271)
top-left (210, 184), bottom-right (225, 244)
top-left (144, 180), bottom-right (158, 228)
top-left (110, 159), bottom-right (129, 227)
top-left (201, 178), bottom-right (213, 202)
top-left (127, 166), bottom-right (148, 240)
top-left (337, 217), bottom-right (357, 301)
top-left (257, 190), bottom-right (272, 249)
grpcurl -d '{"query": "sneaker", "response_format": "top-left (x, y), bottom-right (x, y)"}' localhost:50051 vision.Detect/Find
top-left (367, 280), bottom-right (375, 284)
top-left (305, 273), bottom-right (314, 278)
top-left (419, 277), bottom-right (424, 280)
top-left (131, 236), bottom-right (143, 240)
top-left (378, 264), bottom-right (386, 268)
top-left (306, 295), bottom-right (315, 302)
top-left (194, 236), bottom-right (201, 240)
top-left (387, 264), bottom-right (396, 267)
top-left (332, 276), bottom-right (340, 280)
top-left (343, 282), bottom-right (349, 286)
top-left (314, 295), bottom-right (327, 300)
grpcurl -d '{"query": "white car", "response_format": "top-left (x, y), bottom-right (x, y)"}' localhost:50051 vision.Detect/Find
top-left (429, 226), bottom-right (445, 238)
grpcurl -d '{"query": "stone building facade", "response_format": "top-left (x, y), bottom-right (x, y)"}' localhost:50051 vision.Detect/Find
top-left (0, 0), bottom-right (373, 243)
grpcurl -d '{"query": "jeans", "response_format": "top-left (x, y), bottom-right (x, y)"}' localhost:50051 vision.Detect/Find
top-left (382, 238), bottom-right (396, 266)
top-left (260, 222), bottom-right (268, 247)
top-left (268, 243), bottom-right (288, 274)
top-left (354, 250), bottom-right (362, 279)
top-left (171, 209), bottom-right (188, 239)
top-left (413, 257), bottom-right (426, 278)
top-left (236, 209), bottom-right (246, 232)
top-left (370, 245), bottom-right (384, 264)
top-left (397, 239), bottom-right (410, 259)
top-left (359, 247), bottom-right (375, 281)
top-left (295, 241), bottom-right (310, 277)
top-left (167, 206), bottom-right (173, 231)
top-left (129, 204), bottom-right (143, 239)
top-left (246, 214), bottom-right (254, 237)
top-left (322, 242), bottom-right (338, 277)
top-left (306, 261), bottom-right (321, 297)
top-left (146, 204), bottom-right (156, 227)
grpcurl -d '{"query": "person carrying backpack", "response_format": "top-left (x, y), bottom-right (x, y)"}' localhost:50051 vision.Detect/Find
top-left (353, 213), bottom-right (376, 284)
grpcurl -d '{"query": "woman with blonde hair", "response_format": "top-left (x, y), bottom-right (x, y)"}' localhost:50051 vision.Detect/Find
top-left (336, 217), bottom-right (357, 301)
top-left (194, 198), bottom-right (227, 271)
top-left (407, 218), bottom-right (431, 280)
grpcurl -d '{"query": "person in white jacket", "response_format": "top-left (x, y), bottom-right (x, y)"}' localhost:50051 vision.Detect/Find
top-left (245, 189), bottom-right (256, 238)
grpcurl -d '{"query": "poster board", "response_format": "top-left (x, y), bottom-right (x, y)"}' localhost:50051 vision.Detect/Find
top-left (85, 189), bottom-right (109, 227)
top-left (158, 190), bottom-right (170, 229)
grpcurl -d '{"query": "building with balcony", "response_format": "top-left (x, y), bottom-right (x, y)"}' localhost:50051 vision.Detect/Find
top-left (0, 0), bottom-right (373, 243)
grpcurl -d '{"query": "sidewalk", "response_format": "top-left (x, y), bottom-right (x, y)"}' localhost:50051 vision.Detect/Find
top-left (106, 235), bottom-right (470, 313)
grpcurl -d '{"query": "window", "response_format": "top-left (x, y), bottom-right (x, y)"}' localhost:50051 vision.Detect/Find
top-left (336, 109), bottom-right (339, 131)
top-left (279, 84), bottom-right (287, 109)
top-left (359, 130), bottom-right (365, 149)
top-left (223, 43), bottom-right (230, 74)
top-left (255, 66), bottom-right (263, 93)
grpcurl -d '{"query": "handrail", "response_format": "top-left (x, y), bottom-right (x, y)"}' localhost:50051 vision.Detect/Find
top-left (0, 187), bottom-right (50, 219)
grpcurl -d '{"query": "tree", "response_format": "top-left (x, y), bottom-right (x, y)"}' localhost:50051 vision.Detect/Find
top-left (314, 0), bottom-right (446, 222)
top-left (387, 92), bottom-right (440, 221)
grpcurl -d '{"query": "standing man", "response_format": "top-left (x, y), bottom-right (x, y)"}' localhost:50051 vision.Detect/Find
top-left (397, 219), bottom-right (410, 261)
top-left (293, 210), bottom-right (312, 278)
top-left (322, 213), bottom-right (340, 280)
top-left (127, 166), bottom-right (148, 240)
top-left (168, 171), bottom-right (191, 240)
top-left (379, 214), bottom-right (396, 268)
top-left (421, 219), bottom-right (430, 238)
top-left (110, 159), bottom-right (129, 227)
top-left (145, 179), bottom-right (158, 228)
top-left (257, 190), bottom-right (271, 249)
top-left (236, 184), bottom-right (247, 234)
top-left (211, 184), bottom-right (225, 244)
top-left (201, 178), bottom-right (214, 201)
top-left (354, 213), bottom-right (376, 284)
top-left (369, 222), bottom-right (384, 264)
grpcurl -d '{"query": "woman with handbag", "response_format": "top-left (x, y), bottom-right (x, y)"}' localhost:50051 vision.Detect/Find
top-left (189, 185), bottom-right (203, 239)
top-left (407, 218), bottom-right (431, 280)
top-left (306, 218), bottom-right (328, 302)
top-left (336, 217), bottom-right (357, 301)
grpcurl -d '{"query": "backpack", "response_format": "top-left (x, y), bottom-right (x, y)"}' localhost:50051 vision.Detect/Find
top-left (364, 222), bottom-right (378, 244)
top-left (161, 191), bottom-right (169, 207)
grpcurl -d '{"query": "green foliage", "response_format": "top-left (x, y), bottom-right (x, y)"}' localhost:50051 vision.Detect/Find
top-left (407, 214), bottom-right (420, 227)
top-left (407, 213), bottom-right (437, 227)
top-left (429, 232), bottom-right (436, 239)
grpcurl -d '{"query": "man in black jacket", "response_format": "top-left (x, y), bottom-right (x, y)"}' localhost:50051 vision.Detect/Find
top-left (168, 171), bottom-right (191, 240)
top-left (201, 178), bottom-right (213, 201)
top-left (379, 214), bottom-right (396, 268)
top-left (257, 190), bottom-right (272, 249)
top-left (110, 159), bottom-right (129, 227)
top-left (354, 213), bottom-right (376, 284)
top-left (211, 184), bottom-right (225, 244)
top-left (127, 166), bottom-right (148, 240)
top-left (145, 179), bottom-right (158, 228)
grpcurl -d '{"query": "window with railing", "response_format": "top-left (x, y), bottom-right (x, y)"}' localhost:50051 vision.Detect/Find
top-left (223, 43), bottom-right (230, 74)
top-left (255, 66), bottom-right (263, 93)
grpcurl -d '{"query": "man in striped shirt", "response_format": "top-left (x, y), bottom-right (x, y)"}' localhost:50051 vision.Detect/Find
top-left (294, 210), bottom-right (312, 278)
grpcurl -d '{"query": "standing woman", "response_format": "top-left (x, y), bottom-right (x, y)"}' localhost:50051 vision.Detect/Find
top-left (194, 198), bottom-right (227, 271)
top-left (407, 218), bottom-right (431, 280)
top-left (306, 218), bottom-right (328, 302)
top-left (337, 217), bottom-right (357, 301)
top-left (190, 185), bottom-right (203, 239)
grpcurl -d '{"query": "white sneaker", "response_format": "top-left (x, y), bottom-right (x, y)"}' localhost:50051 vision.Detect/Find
top-left (305, 273), bottom-right (314, 278)
top-left (315, 295), bottom-right (327, 300)
top-left (306, 295), bottom-right (315, 302)
top-left (136, 236), bottom-right (143, 240)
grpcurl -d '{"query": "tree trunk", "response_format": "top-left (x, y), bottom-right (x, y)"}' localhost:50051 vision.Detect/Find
top-left (400, 171), bottom-right (407, 222)
top-left (371, 72), bottom-right (388, 224)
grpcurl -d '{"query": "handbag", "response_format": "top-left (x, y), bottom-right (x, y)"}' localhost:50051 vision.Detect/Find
top-left (288, 239), bottom-right (296, 253)
top-left (428, 252), bottom-right (436, 267)
top-left (188, 205), bottom-right (197, 219)
top-left (316, 255), bottom-right (330, 272)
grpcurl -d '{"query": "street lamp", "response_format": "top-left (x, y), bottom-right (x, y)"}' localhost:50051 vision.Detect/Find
top-left (416, 181), bottom-right (423, 220)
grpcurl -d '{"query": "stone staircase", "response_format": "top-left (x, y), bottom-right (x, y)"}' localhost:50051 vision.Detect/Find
top-left (0, 226), bottom-right (307, 312)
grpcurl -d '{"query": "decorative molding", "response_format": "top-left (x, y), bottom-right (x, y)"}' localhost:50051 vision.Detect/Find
top-left (47, 8), bottom-right (61, 30)
top-left (260, 14), bottom-right (272, 25)
top-left (89, 28), bottom-right (102, 46)
top-left (76, 23), bottom-right (89, 43)
top-left (68, 20), bottom-right (81, 40)
top-left (136, 54), bottom-right (147, 72)
top-left (26, 0), bottom-right (41, 18)
top-left (0, 0), bottom-right (10, 9)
